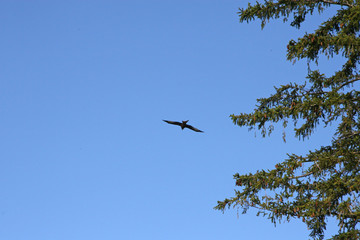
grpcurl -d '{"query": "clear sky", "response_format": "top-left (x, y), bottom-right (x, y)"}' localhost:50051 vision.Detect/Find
top-left (0, 1), bottom-right (342, 239)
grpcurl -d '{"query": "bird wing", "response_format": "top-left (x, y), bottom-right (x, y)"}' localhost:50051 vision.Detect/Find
top-left (185, 124), bottom-right (204, 133)
top-left (163, 120), bottom-right (182, 126)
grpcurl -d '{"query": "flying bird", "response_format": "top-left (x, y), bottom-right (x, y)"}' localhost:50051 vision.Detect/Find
top-left (163, 120), bottom-right (204, 133)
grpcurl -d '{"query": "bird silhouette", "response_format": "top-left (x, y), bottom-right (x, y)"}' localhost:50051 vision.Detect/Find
top-left (163, 120), bottom-right (204, 133)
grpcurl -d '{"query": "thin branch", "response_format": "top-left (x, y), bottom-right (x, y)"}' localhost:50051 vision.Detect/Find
top-left (319, 0), bottom-right (354, 7)
top-left (288, 0), bottom-right (354, 7)
top-left (337, 76), bottom-right (360, 90)
top-left (289, 172), bottom-right (313, 179)
top-left (315, 160), bottom-right (322, 171)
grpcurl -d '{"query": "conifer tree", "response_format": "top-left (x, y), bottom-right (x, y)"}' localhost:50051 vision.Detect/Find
top-left (215, 1), bottom-right (360, 239)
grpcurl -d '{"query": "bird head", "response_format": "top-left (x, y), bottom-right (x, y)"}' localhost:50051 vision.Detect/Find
top-left (182, 120), bottom-right (189, 124)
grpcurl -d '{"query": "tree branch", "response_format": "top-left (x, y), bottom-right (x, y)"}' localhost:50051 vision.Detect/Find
top-left (337, 76), bottom-right (360, 90)
top-left (291, 0), bottom-right (355, 7)
top-left (289, 172), bottom-right (313, 179)
top-left (318, 0), bottom-right (354, 7)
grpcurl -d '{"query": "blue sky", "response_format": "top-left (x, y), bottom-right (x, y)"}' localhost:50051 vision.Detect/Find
top-left (0, 1), bottom-right (342, 239)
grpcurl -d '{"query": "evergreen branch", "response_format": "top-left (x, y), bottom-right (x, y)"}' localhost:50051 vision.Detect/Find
top-left (290, 0), bottom-right (354, 7)
top-left (336, 75), bottom-right (360, 90)
top-left (330, 210), bottom-right (360, 219)
top-left (318, 0), bottom-right (354, 7)
top-left (289, 172), bottom-right (314, 179)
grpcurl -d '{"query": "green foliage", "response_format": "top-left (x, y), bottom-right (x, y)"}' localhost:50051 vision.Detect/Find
top-left (215, 1), bottom-right (360, 239)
